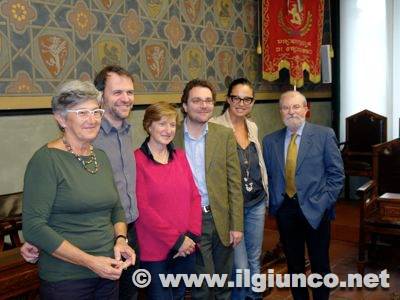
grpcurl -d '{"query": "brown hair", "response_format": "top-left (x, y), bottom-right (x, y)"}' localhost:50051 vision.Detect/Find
top-left (94, 65), bottom-right (134, 92)
top-left (143, 102), bottom-right (178, 135)
top-left (180, 79), bottom-right (216, 116)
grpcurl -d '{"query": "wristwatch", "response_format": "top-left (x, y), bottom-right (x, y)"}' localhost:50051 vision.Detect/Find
top-left (115, 234), bottom-right (128, 244)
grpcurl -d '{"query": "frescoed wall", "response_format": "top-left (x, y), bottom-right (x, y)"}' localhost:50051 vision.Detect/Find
top-left (0, 0), bottom-right (330, 108)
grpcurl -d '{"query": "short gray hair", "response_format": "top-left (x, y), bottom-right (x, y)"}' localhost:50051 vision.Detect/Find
top-left (279, 90), bottom-right (307, 108)
top-left (52, 80), bottom-right (101, 115)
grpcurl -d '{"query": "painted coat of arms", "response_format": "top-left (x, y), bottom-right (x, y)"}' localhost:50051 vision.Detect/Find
top-left (145, 44), bottom-right (166, 79)
top-left (183, 0), bottom-right (201, 23)
top-left (39, 35), bottom-right (68, 77)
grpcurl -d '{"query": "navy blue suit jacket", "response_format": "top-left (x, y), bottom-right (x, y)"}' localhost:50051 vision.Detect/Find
top-left (262, 122), bottom-right (344, 229)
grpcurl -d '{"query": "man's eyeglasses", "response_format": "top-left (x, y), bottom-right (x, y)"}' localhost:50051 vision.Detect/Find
top-left (189, 98), bottom-right (215, 106)
top-left (66, 108), bottom-right (105, 120)
top-left (229, 95), bottom-right (254, 105)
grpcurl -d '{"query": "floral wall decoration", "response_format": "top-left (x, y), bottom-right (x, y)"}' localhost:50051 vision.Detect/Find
top-left (0, 0), bottom-right (330, 105)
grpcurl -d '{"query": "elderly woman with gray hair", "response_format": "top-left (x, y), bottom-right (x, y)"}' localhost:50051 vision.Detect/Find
top-left (22, 80), bottom-right (135, 300)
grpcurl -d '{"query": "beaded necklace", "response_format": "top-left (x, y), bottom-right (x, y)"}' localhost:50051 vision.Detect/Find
top-left (62, 138), bottom-right (99, 174)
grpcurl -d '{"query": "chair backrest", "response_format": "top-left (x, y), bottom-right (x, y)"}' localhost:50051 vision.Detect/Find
top-left (372, 139), bottom-right (400, 196)
top-left (0, 193), bottom-right (22, 251)
top-left (0, 193), bottom-right (22, 218)
top-left (346, 110), bottom-right (387, 152)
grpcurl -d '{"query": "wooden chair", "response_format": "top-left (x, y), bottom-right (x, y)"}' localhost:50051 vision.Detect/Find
top-left (0, 215), bottom-right (22, 251)
top-left (0, 192), bottom-right (22, 251)
top-left (0, 192), bottom-right (39, 299)
top-left (357, 138), bottom-right (400, 274)
top-left (0, 248), bottom-right (39, 300)
top-left (341, 110), bottom-right (387, 200)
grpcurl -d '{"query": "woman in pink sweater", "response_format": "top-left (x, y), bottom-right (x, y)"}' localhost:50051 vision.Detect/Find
top-left (134, 102), bottom-right (201, 300)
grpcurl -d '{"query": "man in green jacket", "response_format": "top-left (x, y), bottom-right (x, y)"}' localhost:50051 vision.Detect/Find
top-left (174, 79), bottom-right (243, 300)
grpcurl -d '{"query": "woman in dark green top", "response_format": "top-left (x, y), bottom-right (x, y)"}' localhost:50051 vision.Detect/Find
top-left (22, 80), bottom-right (135, 300)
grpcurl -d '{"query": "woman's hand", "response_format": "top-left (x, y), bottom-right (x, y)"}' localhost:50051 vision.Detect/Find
top-left (174, 236), bottom-right (195, 258)
top-left (86, 255), bottom-right (124, 280)
top-left (52, 240), bottom-right (124, 280)
top-left (114, 239), bottom-right (136, 270)
top-left (20, 242), bottom-right (40, 263)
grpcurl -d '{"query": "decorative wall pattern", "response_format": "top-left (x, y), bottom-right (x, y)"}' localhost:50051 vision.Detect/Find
top-left (0, 0), bottom-right (250, 95)
top-left (0, 0), bottom-right (330, 102)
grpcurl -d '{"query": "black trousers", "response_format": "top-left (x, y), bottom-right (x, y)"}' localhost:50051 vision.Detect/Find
top-left (276, 195), bottom-right (331, 300)
top-left (40, 277), bottom-right (118, 300)
top-left (119, 222), bottom-right (140, 300)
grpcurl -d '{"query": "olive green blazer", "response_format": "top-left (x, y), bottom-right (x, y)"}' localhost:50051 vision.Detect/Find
top-left (174, 121), bottom-right (243, 246)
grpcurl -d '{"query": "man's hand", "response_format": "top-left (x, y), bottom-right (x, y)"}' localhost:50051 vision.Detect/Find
top-left (114, 239), bottom-right (136, 270)
top-left (20, 242), bottom-right (39, 264)
top-left (229, 230), bottom-right (243, 247)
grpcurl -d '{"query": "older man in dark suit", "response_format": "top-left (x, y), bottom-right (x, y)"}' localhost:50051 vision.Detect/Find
top-left (262, 91), bottom-right (344, 300)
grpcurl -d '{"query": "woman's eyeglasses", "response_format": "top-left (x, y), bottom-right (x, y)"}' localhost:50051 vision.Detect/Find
top-left (66, 108), bottom-right (105, 120)
top-left (229, 95), bottom-right (254, 105)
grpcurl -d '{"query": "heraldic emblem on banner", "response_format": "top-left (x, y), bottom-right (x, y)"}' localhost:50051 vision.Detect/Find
top-left (262, 0), bottom-right (324, 87)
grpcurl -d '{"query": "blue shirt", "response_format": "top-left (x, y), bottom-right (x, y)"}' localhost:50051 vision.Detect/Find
top-left (183, 119), bottom-right (209, 207)
top-left (284, 122), bottom-right (305, 165)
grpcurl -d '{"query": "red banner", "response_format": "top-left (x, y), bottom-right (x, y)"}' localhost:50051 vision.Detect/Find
top-left (262, 0), bottom-right (324, 87)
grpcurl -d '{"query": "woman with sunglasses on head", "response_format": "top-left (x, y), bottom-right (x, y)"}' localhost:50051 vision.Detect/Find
top-left (210, 78), bottom-right (268, 300)
top-left (22, 80), bottom-right (135, 300)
